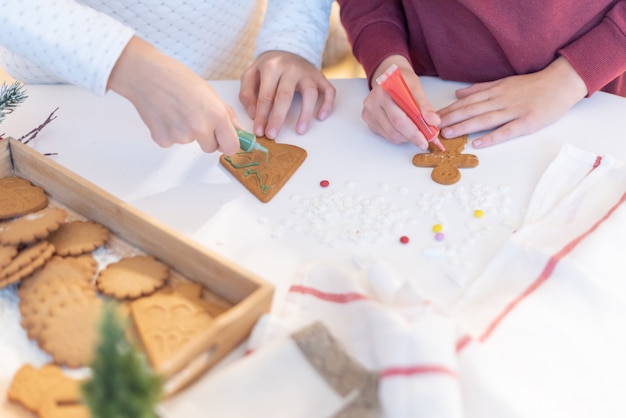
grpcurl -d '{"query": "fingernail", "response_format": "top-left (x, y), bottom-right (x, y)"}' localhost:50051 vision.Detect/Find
top-left (318, 110), bottom-right (328, 120)
top-left (297, 122), bottom-right (308, 134)
top-left (472, 139), bottom-right (482, 148)
top-left (267, 128), bottom-right (277, 139)
top-left (254, 126), bottom-right (264, 137)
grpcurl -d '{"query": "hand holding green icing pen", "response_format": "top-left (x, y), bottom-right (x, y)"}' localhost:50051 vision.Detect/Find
top-left (236, 128), bottom-right (269, 161)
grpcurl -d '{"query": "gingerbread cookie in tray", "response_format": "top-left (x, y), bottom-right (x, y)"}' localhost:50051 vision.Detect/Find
top-left (0, 138), bottom-right (273, 410)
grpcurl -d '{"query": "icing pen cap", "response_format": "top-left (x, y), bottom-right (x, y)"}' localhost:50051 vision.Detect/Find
top-left (376, 64), bottom-right (445, 152)
top-left (236, 128), bottom-right (269, 155)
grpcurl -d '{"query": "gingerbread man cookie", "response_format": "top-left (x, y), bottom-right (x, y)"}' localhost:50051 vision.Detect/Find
top-left (7, 364), bottom-right (68, 413)
top-left (8, 363), bottom-right (89, 418)
top-left (412, 134), bottom-right (479, 185)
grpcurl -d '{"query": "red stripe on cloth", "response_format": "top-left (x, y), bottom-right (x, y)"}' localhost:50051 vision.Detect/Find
top-left (480, 191), bottom-right (626, 342)
top-left (289, 285), bottom-right (369, 303)
top-left (456, 334), bottom-right (472, 352)
top-left (588, 155), bottom-right (602, 175)
top-left (381, 365), bottom-right (457, 379)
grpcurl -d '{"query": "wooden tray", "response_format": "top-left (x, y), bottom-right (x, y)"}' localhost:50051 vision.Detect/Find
top-left (0, 137), bottom-right (274, 395)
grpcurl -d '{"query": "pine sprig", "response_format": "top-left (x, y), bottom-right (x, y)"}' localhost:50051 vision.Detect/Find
top-left (0, 81), bottom-right (27, 124)
top-left (82, 301), bottom-right (163, 418)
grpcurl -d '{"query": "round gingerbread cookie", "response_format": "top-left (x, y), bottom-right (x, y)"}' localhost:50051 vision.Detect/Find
top-left (0, 176), bottom-right (49, 220)
top-left (0, 244), bottom-right (17, 269)
top-left (64, 253), bottom-right (99, 278)
top-left (0, 241), bottom-right (55, 289)
top-left (0, 207), bottom-right (67, 246)
top-left (96, 255), bottom-right (170, 299)
top-left (40, 298), bottom-right (104, 369)
top-left (19, 255), bottom-right (98, 342)
top-left (47, 220), bottom-right (110, 256)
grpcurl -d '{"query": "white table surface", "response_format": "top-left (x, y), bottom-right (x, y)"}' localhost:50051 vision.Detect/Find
top-left (1, 77), bottom-right (625, 417)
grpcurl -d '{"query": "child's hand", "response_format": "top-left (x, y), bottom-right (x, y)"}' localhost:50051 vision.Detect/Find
top-left (364, 56), bottom-right (440, 150)
top-left (108, 36), bottom-right (241, 155)
top-left (438, 57), bottom-right (588, 148)
top-left (239, 51), bottom-right (335, 139)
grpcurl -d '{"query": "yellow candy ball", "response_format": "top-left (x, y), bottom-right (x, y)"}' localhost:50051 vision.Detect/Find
top-left (474, 209), bottom-right (484, 218)
top-left (432, 224), bottom-right (443, 233)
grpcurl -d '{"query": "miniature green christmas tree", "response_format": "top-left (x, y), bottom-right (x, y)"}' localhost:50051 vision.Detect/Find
top-left (0, 81), bottom-right (27, 124)
top-left (82, 301), bottom-right (163, 418)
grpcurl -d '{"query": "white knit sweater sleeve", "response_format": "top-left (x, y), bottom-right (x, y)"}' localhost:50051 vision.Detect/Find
top-left (0, 0), bottom-right (134, 95)
top-left (254, 0), bottom-right (335, 69)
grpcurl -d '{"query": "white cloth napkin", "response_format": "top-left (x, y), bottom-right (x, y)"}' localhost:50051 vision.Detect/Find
top-left (246, 259), bottom-right (464, 418)
top-left (451, 144), bottom-right (626, 417)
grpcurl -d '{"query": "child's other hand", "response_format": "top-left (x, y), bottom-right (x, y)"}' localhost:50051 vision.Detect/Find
top-left (364, 56), bottom-right (440, 151)
top-left (437, 57), bottom-right (588, 148)
top-left (239, 51), bottom-right (336, 140)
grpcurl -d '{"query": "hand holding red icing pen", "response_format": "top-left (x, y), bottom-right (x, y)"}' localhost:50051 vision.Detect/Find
top-left (376, 64), bottom-right (445, 152)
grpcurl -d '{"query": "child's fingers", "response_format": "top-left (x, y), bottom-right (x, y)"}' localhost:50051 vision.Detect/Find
top-left (471, 119), bottom-right (525, 148)
top-left (315, 80), bottom-right (336, 122)
top-left (239, 68), bottom-right (261, 119)
top-left (251, 72), bottom-right (283, 138)
top-left (264, 77), bottom-right (297, 139)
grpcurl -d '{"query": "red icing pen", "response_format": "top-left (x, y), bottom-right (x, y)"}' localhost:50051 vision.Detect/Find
top-left (376, 64), bottom-right (445, 151)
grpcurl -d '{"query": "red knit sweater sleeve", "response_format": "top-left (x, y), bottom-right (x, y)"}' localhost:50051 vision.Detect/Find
top-left (338, 0), bottom-right (410, 86)
top-left (559, 1), bottom-right (626, 96)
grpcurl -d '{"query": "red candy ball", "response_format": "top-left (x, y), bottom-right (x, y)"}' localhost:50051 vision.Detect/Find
top-left (320, 180), bottom-right (330, 188)
top-left (400, 235), bottom-right (410, 244)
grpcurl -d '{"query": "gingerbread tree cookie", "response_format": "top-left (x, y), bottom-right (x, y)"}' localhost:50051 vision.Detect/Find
top-left (220, 136), bottom-right (307, 203)
top-left (412, 134), bottom-right (479, 185)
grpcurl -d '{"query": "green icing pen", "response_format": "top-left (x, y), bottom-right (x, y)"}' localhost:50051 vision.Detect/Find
top-left (236, 128), bottom-right (269, 160)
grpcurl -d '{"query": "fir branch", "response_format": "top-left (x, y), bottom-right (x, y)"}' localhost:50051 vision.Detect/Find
top-left (82, 301), bottom-right (163, 418)
top-left (0, 81), bottom-right (27, 124)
